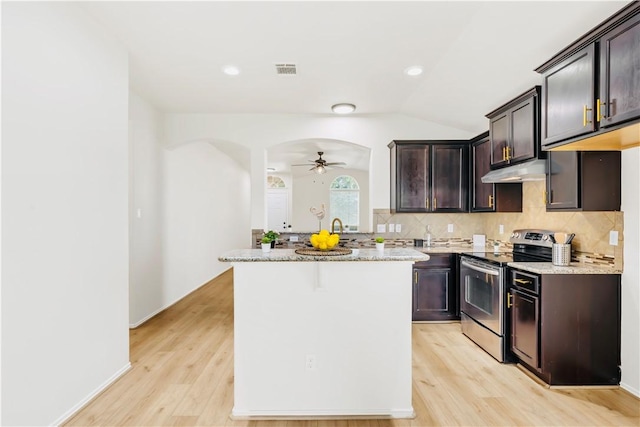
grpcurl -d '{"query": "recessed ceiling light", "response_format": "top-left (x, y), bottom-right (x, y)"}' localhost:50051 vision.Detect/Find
top-left (223, 65), bottom-right (240, 76)
top-left (404, 66), bottom-right (423, 76)
top-left (331, 103), bottom-right (356, 114)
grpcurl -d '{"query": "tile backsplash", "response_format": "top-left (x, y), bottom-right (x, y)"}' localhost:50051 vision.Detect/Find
top-left (374, 181), bottom-right (623, 269)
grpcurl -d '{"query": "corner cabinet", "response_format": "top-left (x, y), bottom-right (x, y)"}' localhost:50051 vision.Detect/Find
top-left (471, 132), bottom-right (523, 212)
top-left (536, 2), bottom-right (640, 149)
top-left (389, 141), bottom-right (469, 213)
top-left (546, 151), bottom-right (621, 211)
top-left (486, 86), bottom-right (544, 168)
top-left (412, 254), bottom-right (458, 321)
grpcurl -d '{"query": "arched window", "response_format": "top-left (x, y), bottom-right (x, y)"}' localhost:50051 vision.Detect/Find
top-left (330, 176), bottom-right (359, 231)
top-left (267, 175), bottom-right (286, 188)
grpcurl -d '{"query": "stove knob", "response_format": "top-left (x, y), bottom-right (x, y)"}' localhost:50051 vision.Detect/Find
top-left (542, 235), bottom-right (549, 241)
top-left (512, 232), bottom-right (520, 239)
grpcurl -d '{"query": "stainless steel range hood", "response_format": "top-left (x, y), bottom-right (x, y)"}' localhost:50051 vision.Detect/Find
top-left (481, 159), bottom-right (547, 183)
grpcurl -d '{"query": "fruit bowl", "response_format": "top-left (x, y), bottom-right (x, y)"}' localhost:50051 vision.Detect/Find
top-left (310, 230), bottom-right (340, 251)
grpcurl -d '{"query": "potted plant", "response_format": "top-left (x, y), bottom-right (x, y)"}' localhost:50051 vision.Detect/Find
top-left (375, 236), bottom-right (385, 251)
top-left (264, 230), bottom-right (280, 248)
top-left (261, 236), bottom-right (272, 253)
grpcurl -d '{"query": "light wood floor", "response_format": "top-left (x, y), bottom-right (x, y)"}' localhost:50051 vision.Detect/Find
top-left (66, 269), bottom-right (639, 426)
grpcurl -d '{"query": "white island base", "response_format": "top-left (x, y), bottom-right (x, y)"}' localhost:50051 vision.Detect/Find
top-left (224, 249), bottom-right (426, 419)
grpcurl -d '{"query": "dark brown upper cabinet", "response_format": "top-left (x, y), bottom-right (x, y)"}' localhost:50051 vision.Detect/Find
top-left (536, 2), bottom-right (640, 150)
top-left (546, 151), bottom-right (621, 211)
top-left (389, 141), bottom-right (469, 213)
top-left (486, 86), bottom-right (544, 169)
top-left (599, 12), bottom-right (640, 128)
top-left (471, 132), bottom-right (522, 213)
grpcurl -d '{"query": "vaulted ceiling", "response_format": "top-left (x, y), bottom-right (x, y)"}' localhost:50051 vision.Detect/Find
top-left (81, 1), bottom-right (628, 171)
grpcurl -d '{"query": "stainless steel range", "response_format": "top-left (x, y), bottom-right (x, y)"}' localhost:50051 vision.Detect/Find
top-left (459, 229), bottom-right (555, 362)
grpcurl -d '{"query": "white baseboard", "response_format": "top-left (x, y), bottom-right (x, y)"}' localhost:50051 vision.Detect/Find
top-left (52, 362), bottom-right (132, 426)
top-left (620, 381), bottom-right (640, 398)
top-left (129, 305), bottom-right (165, 328)
top-left (231, 408), bottom-right (416, 419)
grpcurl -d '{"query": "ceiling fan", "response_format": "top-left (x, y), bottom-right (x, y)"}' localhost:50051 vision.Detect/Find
top-left (292, 151), bottom-right (346, 174)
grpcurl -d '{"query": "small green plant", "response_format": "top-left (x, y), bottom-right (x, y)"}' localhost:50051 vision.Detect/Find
top-left (375, 236), bottom-right (385, 243)
top-left (261, 236), bottom-right (272, 244)
top-left (263, 230), bottom-right (279, 242)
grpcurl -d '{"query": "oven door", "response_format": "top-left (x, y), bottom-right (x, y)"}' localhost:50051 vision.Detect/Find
top-left (460, 256), bottom-right (504, 336)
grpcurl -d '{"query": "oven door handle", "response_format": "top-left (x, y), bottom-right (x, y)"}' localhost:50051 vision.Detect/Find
top-left (461, 260), bottom-right (500, 276)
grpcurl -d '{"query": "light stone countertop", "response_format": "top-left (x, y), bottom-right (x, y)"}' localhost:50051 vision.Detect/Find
top-left (219, 248), bottom-right (429, 262)
top-left (508, 262), bottom-right (622, 275)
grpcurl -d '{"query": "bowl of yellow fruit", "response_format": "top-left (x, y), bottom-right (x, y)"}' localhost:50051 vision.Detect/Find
top-left (310, 229), bottom-right (340, 251)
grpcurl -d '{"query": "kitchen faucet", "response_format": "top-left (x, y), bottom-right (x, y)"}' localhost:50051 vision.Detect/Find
top-left (331, 217), bottom-right (343, 234)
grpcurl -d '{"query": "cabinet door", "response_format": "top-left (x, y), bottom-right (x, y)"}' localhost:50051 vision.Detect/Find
top-left (511, 289), bottom-right (539, 369)
top-left (599, 13), bottom-right (640, 127)
top-left (413, 267), bottom-right (457, 321)
top-left (490, 113), bottom-right (509, 167)
top-left (432, 144), bottom-right (468, 212)
top-left (510, 96), bottom-right (536, 163)
top-left (542, 45), bottom-right (596, 145)
top-left (396, 145), bottom-right (429, 212)
top-left (547, 151), bottom-right (579, 210)
top-left (472, 138), bottom-right (494, 211)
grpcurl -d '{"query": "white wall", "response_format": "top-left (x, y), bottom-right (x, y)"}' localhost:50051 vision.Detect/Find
top-left (129, 93), bottom-right (164, 327)
top-left (292, 168), bottom-right (370, 232)
top-left (163, 113), bottom-right (474, 230)
top-left (163, 142), bottom-right (251, 306)
top-left (1, 3), bottom-right (130, 425)
top-left (621, 146), bottom-right (640, 397)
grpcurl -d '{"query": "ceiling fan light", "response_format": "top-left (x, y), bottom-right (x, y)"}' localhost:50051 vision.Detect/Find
top-left (331, 103), bottom-right (356, 114)
top-left (315, 165), bottom-right (326, 174)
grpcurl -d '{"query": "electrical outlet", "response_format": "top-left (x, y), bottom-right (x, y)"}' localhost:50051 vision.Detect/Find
top-left (377, 224), bottom-right (386, 233)
top-left (609, 230), bottom-right (619, 246)
top-left (499, 224), bottom-right (504, 234)
top-left (396, 224), bottom-right (402, 233)
top-left (447, 224), bottom-right (454, 233)
top-left (305, 354), bottom-right (317, 371)
top-left (389, 223), bottom-right (395, 232)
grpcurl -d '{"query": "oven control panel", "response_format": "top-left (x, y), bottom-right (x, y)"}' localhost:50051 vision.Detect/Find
top-left (510, 229), bottom-right (557, 247)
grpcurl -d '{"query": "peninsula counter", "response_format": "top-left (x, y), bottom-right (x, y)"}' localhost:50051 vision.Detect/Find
top-left (219, 248), bottom-right (428, 419)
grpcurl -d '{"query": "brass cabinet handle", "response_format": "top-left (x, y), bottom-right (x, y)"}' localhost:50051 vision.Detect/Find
top-left (433, 198), bottom-right (437, 210)
top-left (544, 190), bottom-right (548, 205)
top-left (505, 146), bottom-right (511, 161)
top-left (514, 278), bottom-right (531, 285)
top-left (414, 270), bottom-right (417, 284)
top-left (489, 194), bottom-right (494, 208)
top-left (425, 198), bottom-right (429, 210)
top-left (502, 146), bottom-right (506, 161)
top-left (597, 98), bottom-right (607, 121)
top-left (507, 293), bottom-right (513, 308)
top-left (583, 104), bottom-right (593, 126)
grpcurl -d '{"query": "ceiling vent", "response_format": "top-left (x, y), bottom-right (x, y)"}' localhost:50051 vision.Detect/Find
top-left (275, 63), bottom-right (297, 75)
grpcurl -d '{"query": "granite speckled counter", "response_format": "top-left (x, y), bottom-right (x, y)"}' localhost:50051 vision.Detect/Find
top-left (508, 262), bottom-right (622, 275)
top-left (219, 247), bottom-right (428, 262)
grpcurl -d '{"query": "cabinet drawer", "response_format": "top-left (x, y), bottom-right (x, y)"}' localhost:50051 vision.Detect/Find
top-left (414, 253), bottom-right (452, 269)
top-left (510, 270), bottom-right (539, 294)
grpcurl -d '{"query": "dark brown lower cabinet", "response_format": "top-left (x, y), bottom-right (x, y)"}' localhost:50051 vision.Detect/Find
top-left (412, 254), bottom-right (459, 321)
top-left (509, 270), bottom-right (621, 386)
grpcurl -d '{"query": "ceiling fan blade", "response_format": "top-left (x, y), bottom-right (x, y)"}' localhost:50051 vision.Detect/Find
top-left (325, 162), bottom-right (347, 166)
top-left (291, 163), bottom-right (313, 166)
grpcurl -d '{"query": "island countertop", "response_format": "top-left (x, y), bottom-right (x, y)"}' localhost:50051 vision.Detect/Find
top-left (219, 247), bottom-right (429, 262)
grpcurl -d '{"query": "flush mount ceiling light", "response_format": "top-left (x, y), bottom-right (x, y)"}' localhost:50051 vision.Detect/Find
top-left (266, 167), bottom-right (276, 172)
top-left (404, 66), bottom-right (423, 76)
top-left (331, 103), bottom-right (356, 114)
top-left (222, 65), bottom-right (240, 76)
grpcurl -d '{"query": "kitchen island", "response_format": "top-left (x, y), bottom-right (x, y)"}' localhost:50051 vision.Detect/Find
top-left (219, 248), bottom-right (428, 419)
